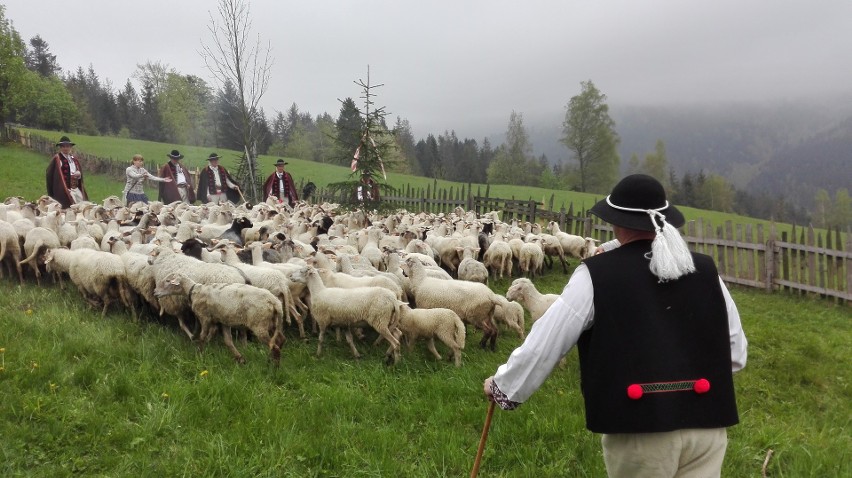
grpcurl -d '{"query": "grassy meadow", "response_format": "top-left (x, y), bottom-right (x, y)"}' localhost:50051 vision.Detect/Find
top-left (1, 133), bottom-right (850, 476)
top-left (0, 266), bottom-right (849, 477)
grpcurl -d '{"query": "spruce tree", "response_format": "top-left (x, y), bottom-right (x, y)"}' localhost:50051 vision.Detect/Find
top-left (327, 67), bottom-right (398, 208)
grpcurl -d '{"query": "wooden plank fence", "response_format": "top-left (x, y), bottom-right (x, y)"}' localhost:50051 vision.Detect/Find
top-left (315, 182), bottom-right (851, 305)
top-left (6, 127), bottom-right (850, 305)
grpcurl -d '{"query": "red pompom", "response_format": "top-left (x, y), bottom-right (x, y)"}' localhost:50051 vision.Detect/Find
top-left (694, 378), bottom-right (711, 394)
top-left (627, 384), bottom-right (643, 400)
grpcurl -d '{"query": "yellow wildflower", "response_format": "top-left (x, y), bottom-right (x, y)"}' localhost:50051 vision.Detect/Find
top-left (199, 370), bottom-right (209, 378)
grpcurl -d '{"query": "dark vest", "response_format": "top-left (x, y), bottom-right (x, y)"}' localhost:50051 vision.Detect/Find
top-left (579, 240), bottom-right (739, 434)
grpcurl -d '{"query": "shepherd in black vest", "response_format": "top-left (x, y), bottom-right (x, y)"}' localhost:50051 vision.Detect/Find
top-left (482, 174), bottom-right (748, 478)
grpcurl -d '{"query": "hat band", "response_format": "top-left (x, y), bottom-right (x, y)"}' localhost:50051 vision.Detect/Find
top-left (605, 196), bottom-right (669, 232)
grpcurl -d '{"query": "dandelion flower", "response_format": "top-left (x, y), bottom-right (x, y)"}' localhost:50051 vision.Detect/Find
top-left (200, 370), bottom-right (209, 378)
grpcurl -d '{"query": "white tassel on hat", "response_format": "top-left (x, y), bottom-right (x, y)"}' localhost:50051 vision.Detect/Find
top-left (606, 197), bottom-right (695, 282)
top-left (647, 210), bottom-right (695, 281)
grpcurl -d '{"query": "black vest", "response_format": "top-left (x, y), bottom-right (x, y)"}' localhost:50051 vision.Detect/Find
top-left (579, 240), bottom-right (739, 433)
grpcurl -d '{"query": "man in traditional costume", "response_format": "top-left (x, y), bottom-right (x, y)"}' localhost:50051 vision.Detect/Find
top-left (263, 159), bottom-right (298, 207)
top-left (158, 150), bottom-right (196, 204)
top-left (196, 153), bottom-right (241, 204)
top-left (483, 174), bottom-right (748, 478)
top-left (46, 136), bottom-right (88, 209)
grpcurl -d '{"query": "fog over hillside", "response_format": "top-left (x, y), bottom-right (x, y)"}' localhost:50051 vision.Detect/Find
top-left (487, 95), bottom-right (852, 205)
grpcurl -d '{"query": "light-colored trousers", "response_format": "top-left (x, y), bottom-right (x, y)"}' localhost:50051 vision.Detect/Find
top-left (602, 428), bottom-right (728, 478)
top-left (68, 188), bottom-right (85, 205)
top-left (208, 192), bottom-right (230, 204)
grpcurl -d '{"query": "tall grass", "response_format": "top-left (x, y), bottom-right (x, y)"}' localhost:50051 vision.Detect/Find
top-left (0, 269), bottom-right (849, 477)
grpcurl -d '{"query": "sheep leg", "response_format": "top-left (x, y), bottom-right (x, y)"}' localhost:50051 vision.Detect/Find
top-left (425, 337), bottom-right (442, 361)
top-left (197, 322), bottom-right (216, 352)
top-left (452, 346), bottom-right (462, 367)
top-left (176, 315), bottom-right (195, 341)
top-left (343, 327), bottom-right (362, 359)
top-left (374, 325), bottom-right (400, 365)
top-left (316, 324), bottom-right (327, 357)
top-left (220, 325), bottom-right (246, 364)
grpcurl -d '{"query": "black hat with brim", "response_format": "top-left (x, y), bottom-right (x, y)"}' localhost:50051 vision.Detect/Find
top-left (589, 174), bottom-right (684, 232)
top-left (56, 136), bottom-right (75, 147)
top-left (207, 153), bottom-right (221, 161)
top-left (275, 159), bottom-right (288, 166)
top-left (167, 150), bottom-right (184, 160)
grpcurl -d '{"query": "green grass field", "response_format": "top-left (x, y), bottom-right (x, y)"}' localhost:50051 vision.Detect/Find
top-left (0, 269), bottom-right (849, 477)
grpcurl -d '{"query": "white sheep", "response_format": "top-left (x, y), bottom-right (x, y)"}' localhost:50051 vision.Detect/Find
top-left (396, 304), bottom-right (466, 367)
top-left (0, 219), bottom-right (23, 284)
top-left (505, 277), bottom-right (559, 323)
top-left (43, 248), bottom-right (134, 319)
top-left (314, 266), bottom-right (404, 301)
top-left (456, 246), bottom-right (488, 284)
top-left (403, 257), bottom-right (510, 351)
top-left (519, 239), bottom-right (544, 278)
top-left (493, 300), bottom-right (526, 339)
top-left (147, 244), bottom-right (248, 340)
top-left (153, 272), bottom-right (285, 365)
top-left (546, 221), bottom-right (598, 260)
top-left (218, 242), bottom-right (302, 338)
top-left (482, 234), bottom-right (513, 280)
top-left (299, 266), bottom-right (401, 363)
top-left (19, 226), bottom-right (61, 285)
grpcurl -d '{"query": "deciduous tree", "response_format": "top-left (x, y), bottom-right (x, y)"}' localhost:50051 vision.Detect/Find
top-left (561, 80), bottom-right (620, 193)
top-left (200, 0), bottom-right (273, 201)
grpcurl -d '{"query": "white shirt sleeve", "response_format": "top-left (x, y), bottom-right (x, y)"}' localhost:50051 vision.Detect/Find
top-left (492, 266), bottom-right (749, 404)
top-left (493, 264), bottom-right (596, 403)
top-left (720, 277), bottom-right (748, 372)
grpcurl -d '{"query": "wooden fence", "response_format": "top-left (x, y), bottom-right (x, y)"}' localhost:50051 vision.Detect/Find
top-left (6, 127), bottom-right (850, 304)
top-left (315, 181), bottom-right (851, 305)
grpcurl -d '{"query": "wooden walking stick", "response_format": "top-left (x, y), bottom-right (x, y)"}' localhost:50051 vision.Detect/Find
top-left (470, 401), bottom-right (496, 478)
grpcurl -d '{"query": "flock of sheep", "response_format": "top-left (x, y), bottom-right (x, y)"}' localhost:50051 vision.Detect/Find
top-left (0, 194), bottom-right (599, 367)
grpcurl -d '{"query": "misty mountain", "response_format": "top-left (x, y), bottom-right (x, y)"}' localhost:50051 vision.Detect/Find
top-left (504, 98), bottom-right (852, 208)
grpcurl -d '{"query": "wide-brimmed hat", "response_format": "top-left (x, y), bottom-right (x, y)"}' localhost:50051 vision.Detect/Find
top-left (167, 150), bottom-right (184, 160)
top-left (275, 159), bottom-right (288, 166)
top-left (207, 153), bottom-right (221, 161)
top-left (56, 136), bottom-right (75, 147)
top-left (590, 174), bottom-right (684, 232)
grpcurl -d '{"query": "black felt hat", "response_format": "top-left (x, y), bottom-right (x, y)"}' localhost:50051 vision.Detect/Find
top-left (167, 150), bottom-right (184, 160)
top-left (275, 159), bottom-right (288, 166)
top-left (589, 174), bottom-right (684, 231)
top-left (56, 136), bottom-right (75, 147)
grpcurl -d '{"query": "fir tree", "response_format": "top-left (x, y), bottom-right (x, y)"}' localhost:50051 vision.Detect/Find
top-left (327, 67), bottom-right (398, 208)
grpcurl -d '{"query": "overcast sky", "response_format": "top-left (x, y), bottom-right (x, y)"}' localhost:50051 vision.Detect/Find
top-left (5, 0), bottom-right (852, 140)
